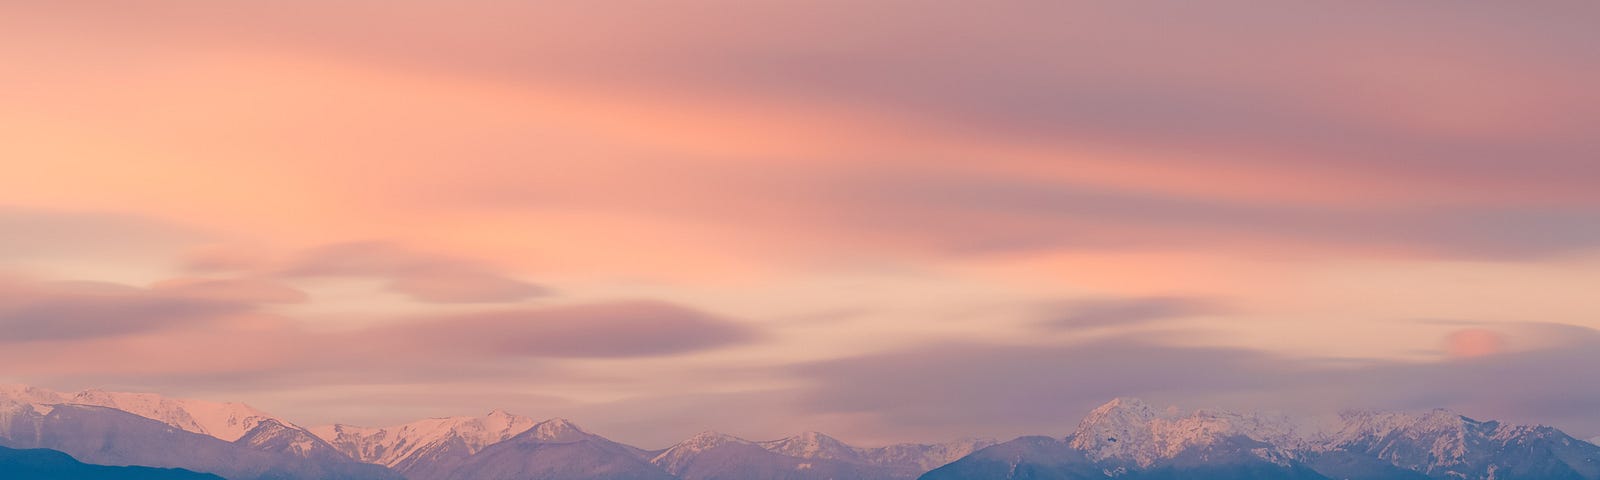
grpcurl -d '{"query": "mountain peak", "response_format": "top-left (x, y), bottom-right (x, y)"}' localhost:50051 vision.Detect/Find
top-left (681, 430), bottom-right (747, 448)
top-left (1074, 397), bottom-right (1165, 436)
top-left (1088, 397), bottom-right (1158, 416)
top-left (651, 431), bottom-right (753, 473)
top-left (1332, 408), bottom-right (1472, 441)
top-left (1069, 398), bottom-right (1172, 465)
top-left (313, 410), bottom-right (540, 469)
top-left (536, 417), bottom-right (580, 430)
top-left (1067, 398), bottom-right (1309, 467)
top-left (758, 431), bottom-right (862, 461)
top-left (515, 417), bottom-right (591, 443)
top-left (2, 384), bottom-right (280, 442)
top-left (235, 418), bottom-right (341, 458)
top-left (1419, 408), bottom-right (1468, 424)
top-left (0, 384), bottom-right (66, 405)
top-left (469, 409), bottom-right (534, 437)
top-left (786, 430), bottom-right (846, 447)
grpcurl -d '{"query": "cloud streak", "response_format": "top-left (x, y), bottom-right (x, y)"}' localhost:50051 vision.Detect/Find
top-left (0, 280), bottom-right (250, 343)
top-left (282, 241), bottom-right (549, 303)
top-left (2, 0), bottom-right (1600, 446)
top-left (0, 294), bottom-right (759, 387)
top-left (1041, 296), bottom-right (1222, 329)
top-left (368, 300), bottom-right (760, 358)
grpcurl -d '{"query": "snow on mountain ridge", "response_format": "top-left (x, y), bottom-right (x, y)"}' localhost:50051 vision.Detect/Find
top-left (1068, 398), bottom-right (1306, 467)
top-left (1060, 399), bottom-right (1599, 479)
top-left (757, 431), bottom-right (863, 462)
top-left (522, 417), bottom-right (592, 443)
top-left (1310, 408), bottom-right (1600, 479)
top-left (666, 431), bottom-right (749, 453)
top-left (857, 438), bottom-right (1000, 472)
top-left (0, 384), bottom-right (65, 405)
top-left (753, 430), bottom-right (998, 472)
top-left (1316, 409), bottom-right (1475, 462)
top-left (0, 384), bottom-right (280, 441)
top-left (311, 410), bottom-right (538, 467)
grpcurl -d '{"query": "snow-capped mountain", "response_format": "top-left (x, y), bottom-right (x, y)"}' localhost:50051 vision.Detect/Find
top-left (1591, 436), bottom-right (1600, 446)
top-left (312, 409), bottom-right (538, 473)
top-left (855, 438), bottom-right (1000, 473)
top-left (1311, 409), bottom-right (1600, 480)
top-left (0, 401), bottom-right (399, 480)
top-left (921, 398), bottom-right (1600, 480)
top-left (758, 431), bottom-right (865, 463)
top-left (0, 383), bottom-right (365, 469)
top-left (0, 384), bottom-right (279, 442)
top-left (753, 430), bottom-right (997, 476)
top-left (649, 431), bottom-right (754, 476)
top-left (445, 418), bottom-right (670, 480)
top-left (1066, 397), bottom-right (1304, 468)
top-left (653, 430), bottom-right (952, 480)
top-left (925, 397), bottom-right (1325, 480)
top-left (238, 417), bottom-right (369, 464)
top-left (9, 384), bottom-right (1599, 480)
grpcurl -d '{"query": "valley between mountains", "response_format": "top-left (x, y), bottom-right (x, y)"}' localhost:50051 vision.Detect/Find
top-left (3, 385), bottom-right (1598, 480)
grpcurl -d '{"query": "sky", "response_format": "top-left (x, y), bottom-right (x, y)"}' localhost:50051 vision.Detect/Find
top-left (2, 1), bottom-right (1600, 448)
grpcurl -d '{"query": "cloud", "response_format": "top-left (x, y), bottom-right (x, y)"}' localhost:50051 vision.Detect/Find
top-left (282, 241), bottom-right (549, 303)
top-left (789, 324), bottom-right (1600, 442)
top-left (0, 207), bottom-right (208, 263)
top-left (0, 296), bottom-right (760, 409)
top-left (371, 300), bottom-right (759, 358)
top-left (841, 172), bottom-right (1600, 258)
top-left (149, 277), bottom-right (308, 304)
top-left (4, 0), bottom-right (1600, 447)
top-left (790, 337), bottom-right (1279, 437)
top-left (1444, 328), bottom-right (1506, 359)
top-left (385, 266), bottom-right (549, 303)
top-left (110, 1), bottom-right (1600, 198)
top-left (1042, 296), bottom-right (1222, 329)
top-left (179, 245), bottom-right (274, 274)
top-left (0, 280), bottom-right (250, 343)
top-left (7, 1), bottom-right (1600, 268)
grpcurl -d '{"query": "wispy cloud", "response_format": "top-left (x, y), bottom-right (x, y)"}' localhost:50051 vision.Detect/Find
top-left (367, 300), bottom-right (760, 358)
top-left (2, 0), bottom-right (1599, 446)
top-left (281, 241), bottom-right (549, 303)
top-left (0, 279), bottom-right (251, 343)
top-left (1040, 296), bottom-right (1223, 329)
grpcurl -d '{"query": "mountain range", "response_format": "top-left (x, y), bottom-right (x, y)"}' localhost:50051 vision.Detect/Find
top-left (924, 397), bottom-right (1600, 480)
top-left (0, 391), bottom-right (399, 480)
top-left (3, 384), bottom-right (1599, 480)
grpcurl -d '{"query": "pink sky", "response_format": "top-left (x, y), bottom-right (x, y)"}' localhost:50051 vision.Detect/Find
top-left (3, 1), bottom-right (1600, 447)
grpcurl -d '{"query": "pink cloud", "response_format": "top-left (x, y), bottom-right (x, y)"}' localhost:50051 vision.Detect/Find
top-left (150, 277), bottom-right (308, 304)
top-left (0, 279), bottom-right (251, 343)
top-left (1445, 329), bottom-right (1507, 359)
top-left (282, 241), bottom-right (548, 303)
top-left (369, 300), bottom-right (759, 358)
